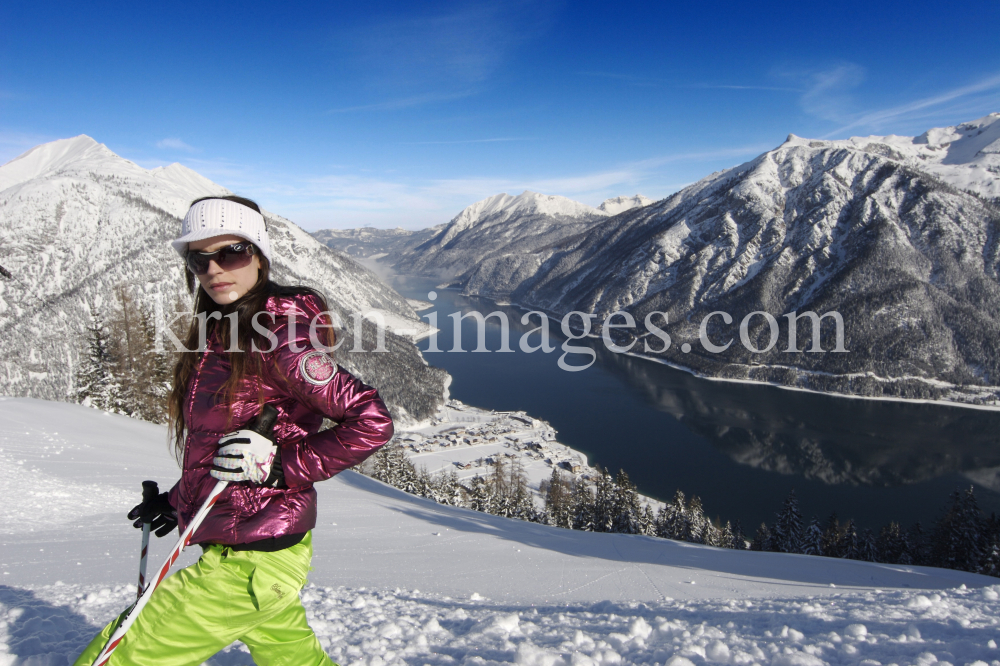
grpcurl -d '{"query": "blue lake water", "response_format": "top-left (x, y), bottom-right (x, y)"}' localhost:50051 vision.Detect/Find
top-left (391, 275), bottom-right (1000, 532)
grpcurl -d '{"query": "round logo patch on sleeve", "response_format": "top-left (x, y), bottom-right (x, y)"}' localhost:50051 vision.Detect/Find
top-left (299, 351), bottom-right (338, 387)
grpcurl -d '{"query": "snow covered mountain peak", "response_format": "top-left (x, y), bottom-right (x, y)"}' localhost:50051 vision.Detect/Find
top-left (0, 137), bottom-right (445, 420)
top-left (778, 113), bottom-right (1000, 198)
top-left (449, 190), bottom-right (605, 232)
top-left (598, 194), bottom-right (653, 215)
top-left (0, 135), bottom-right (119, 192)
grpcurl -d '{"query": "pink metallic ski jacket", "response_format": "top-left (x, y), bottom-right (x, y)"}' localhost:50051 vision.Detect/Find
top-left (168, 292), bottom-right (393, 545)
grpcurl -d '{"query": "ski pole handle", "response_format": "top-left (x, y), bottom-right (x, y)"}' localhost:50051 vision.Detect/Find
top-left (92, 405), bottom-right (280, 666)
top-left (136, 481), bottom-right (158, 600)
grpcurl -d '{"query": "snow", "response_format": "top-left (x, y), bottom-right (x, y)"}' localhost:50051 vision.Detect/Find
top-left (394, 400), bottom-right (592, 497)
top-left (598, 195), bottom-right (654, 216)
top-left (449, 191), bottom-right (608, 234)
top-left (0, 135), bottom-right (431, 408)
top-left (1, 397), bottom-right (998, 665)
top-left (782, 113), bottom-right (1000, 199)
top-left (0, 136), bottom-right (115, 193)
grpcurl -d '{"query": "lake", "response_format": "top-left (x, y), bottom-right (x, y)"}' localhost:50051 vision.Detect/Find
top-left (390, 275), bottom-right (1000, 532)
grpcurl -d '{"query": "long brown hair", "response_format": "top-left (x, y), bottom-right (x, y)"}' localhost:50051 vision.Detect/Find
top-left (167, 195), bottom-right (333, 459)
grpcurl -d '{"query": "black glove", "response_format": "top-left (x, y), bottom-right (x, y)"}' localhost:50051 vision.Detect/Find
top-left (127, 491), bottom-right (178, 537)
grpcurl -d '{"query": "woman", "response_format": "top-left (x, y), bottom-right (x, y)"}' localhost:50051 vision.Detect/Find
top-left (74, 195), bottom-right (393, 666)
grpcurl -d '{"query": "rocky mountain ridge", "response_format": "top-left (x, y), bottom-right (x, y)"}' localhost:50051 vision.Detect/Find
top-left (313, 191), bottom-right (654, 279)
top-left (455, 114), bottom-right (1000, 404)
top-left (390, 190), bottom-right (651, 280)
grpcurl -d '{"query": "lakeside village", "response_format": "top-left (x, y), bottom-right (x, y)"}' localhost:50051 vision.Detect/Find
top-left (389, 399), bottom-right (593, 495)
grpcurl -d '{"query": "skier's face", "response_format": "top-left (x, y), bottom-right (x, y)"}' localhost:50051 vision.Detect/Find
top-left (188, 234), bottom-right (262, 304)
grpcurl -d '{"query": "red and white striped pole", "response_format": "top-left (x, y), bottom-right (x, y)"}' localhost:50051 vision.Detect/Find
top-left (92, 478), bottom-right (228, 666)
top-left (92, 405), bottom-right (277, 666)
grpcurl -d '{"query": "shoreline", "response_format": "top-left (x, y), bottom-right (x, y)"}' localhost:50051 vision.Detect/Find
top-left (450, 289), bottom-right (1000, 414)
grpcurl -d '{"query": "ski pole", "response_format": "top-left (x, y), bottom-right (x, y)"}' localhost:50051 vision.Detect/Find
top-left (92, 404), bottom-right (278, 666)
top-left (136, 480), bottom-right (159, 601)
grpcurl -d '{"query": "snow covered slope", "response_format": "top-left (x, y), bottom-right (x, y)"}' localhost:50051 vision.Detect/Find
top-left (461, 115), bottom-right (1000, 405)
top-left (2, 398), bottom-right (997, 665)
top-left (392, 191), bottom-right (610, 280)
top-left (803, 112), bottom-right (1000, 200)
top-left (0, 136), bottom-right (445, 422)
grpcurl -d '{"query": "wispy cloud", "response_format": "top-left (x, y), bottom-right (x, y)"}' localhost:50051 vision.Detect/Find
top-left (631, 145), bottom-right (773, 169)
top-left (335, 2), bottom-right (555, 89)
top-left (824, 72), bottom-right (1000, 137)
top-left (582, 72), bottom-right (799, 92)
top-left (155, 138), bottom-right (199, 152)
top-left (796, 63), bottom-right (867, 122)
top-left (252, 143), bottom-right (770, 230)
top-left (136, 140), bottom-right (769, 231)
top-left (579, 71), bottom-right (667, 88)
top-left (326, 90), bottom-right (477, 114)
top-left (400, 137), bottom-right (535, 145)
top-left (687, 83), bottom-right (800, 92)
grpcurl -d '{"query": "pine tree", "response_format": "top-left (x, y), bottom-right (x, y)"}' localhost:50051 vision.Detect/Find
top-left (570, 478), bottom-right (595, 532)
top-left (136, 299), bottom-right (173, 422)
top-left (930, 487), bottom-right (987, 572)
top-left (956, 487), bottom-right (987, 571)
top-left (591, 468), bottom-right (615, 533)
top-left (876, 522), bottom-right (906, 564)
top-left (980, 537), bottom-right (1000, 578)
top-left (467, 474), bottom-right (491, 513)
top-left (772, 490), bottom-right (804, 553)
top-left (907, 523), bottom-right (928, 566)
top-left (859, 528), bottom-right (878, 562)
top-left (720, 521), bottom-right (735, 549)
top-left (431, 470), bottom-right (464, 506)
top-left (750, 523), bottom-right (771, 551)
top-left (685, 496), bottom-right (707, 544)
top-left (801, 518), bottom-right (824, 556)
top-left (821, 513), bottom-right (842, 558)
top-left (544, 468), bottom-right (573, 529)
top-left (732, 520), bottom-right (748, 550)
top-left (639, 504), bottom-right (656, 537)
top-left (75, 308), bottom-right (123, 412)
top-left (841, 520), bottom-right (860, 560)
top-left (611, 470), bottom-right (642, 535)
top-left (655, 490), bottom-right (686, 540)
top-left (506, 459), bottom-right (540, 523)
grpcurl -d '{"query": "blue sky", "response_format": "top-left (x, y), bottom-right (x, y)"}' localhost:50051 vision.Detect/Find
top-left (2, 0), bottom-right (998, 230)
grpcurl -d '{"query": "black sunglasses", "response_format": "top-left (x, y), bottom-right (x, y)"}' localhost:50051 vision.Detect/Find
top-left (185, 242), bottom-right (257, 275)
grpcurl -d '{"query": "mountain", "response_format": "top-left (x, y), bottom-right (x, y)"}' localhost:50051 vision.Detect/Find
top-left (310, 193), bottom-right (653, 283)
top-left (391, 191), bottom-right (612, 280)
top-left (459, 115), bottom-right (1000, 404)
top-left (0, 136), bottom-right (447, 422)
top-left (598, 194), bottom-right (653, 215)
top-left (808, 112), bottom-right (1000, 200)
top-left (312, 225), bottom-right (442, 263)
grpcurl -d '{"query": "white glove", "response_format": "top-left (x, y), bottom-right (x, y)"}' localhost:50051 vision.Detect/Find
top-left (210, 430), bottom-right (284, 487)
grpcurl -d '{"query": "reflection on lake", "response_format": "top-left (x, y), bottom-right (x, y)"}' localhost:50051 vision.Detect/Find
top-left (390, 276), bottom-right (1000, 530)
top-left (598, 347), bottom-right (1000, 488)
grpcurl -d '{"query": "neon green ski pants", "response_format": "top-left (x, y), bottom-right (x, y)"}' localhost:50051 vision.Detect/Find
top-left (73, 532), bottom-right (333, 666)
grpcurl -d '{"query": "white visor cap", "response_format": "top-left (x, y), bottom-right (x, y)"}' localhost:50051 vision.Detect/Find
top-left (171, 198), bottom-right (273, 265)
